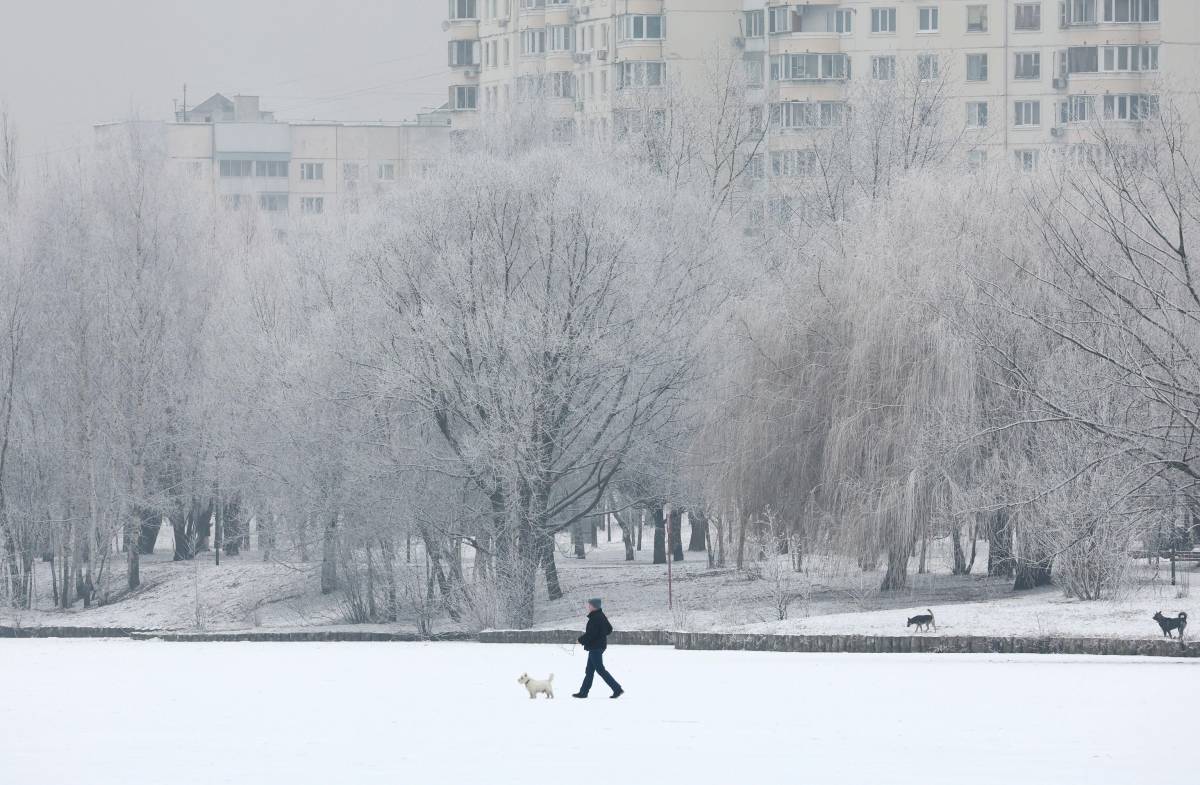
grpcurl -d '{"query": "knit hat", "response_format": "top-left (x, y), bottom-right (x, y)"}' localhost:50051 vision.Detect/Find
top-left (587, 597), bottom-right (602, 610)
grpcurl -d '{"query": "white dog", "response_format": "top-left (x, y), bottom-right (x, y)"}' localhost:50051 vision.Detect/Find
top-left (517, 672), bottom-right (554, 699)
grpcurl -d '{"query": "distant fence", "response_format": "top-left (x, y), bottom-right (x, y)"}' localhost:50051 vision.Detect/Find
top-left (2, 625), bottom-right (1193, 658)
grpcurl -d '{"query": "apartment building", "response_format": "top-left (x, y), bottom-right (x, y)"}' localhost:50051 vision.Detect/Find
top-left (96, 94), bottom-right (452, 218)
top-left (446, 0), bottom-right (1200, 169)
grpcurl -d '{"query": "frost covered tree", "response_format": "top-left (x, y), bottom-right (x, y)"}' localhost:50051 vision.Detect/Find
top-left (354, 145), bottom-right (731, 627)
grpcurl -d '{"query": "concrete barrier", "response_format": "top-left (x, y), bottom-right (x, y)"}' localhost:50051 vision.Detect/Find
top-left (0, 625), bottom-right (139, 639)
top-left (3, 624), bottom-right (1193, 658)
top-left (671, 632), bottom-right (1196, 658)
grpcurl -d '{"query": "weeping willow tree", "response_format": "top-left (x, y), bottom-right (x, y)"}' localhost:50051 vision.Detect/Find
top-left (722, 171), bottom-right (993, 590)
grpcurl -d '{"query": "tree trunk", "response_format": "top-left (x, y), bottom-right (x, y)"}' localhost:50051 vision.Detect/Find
top-left (540, 530), bottom-right (562, 601)
top-left (735, 510), bottom-right (749, 571)
top-left (950, 518), bottom-right (968, 575)
top-left (571, 517), bottom-right (586, 559)
top-left (669, 509), bottom-right (684, 561)
top-left (380, 536), bottom-right (398, 622)
top-left (987, 509), bottom-right (1014, 578)
top-left (320, 515), bottom-right (338, 594)
top-left (222, 495), bottom-right (243, 556)
top-left (137, 509), bottom-right (161, 555)
top-left (1013, 560), bottom-right (1053, 591)
top-left (917, 520), bottom-right (929, 575)
top-left (126, 516), bottom-right (140, 591)
top-left (652, 507), bottom-right (667, 564)
top-left (880, 539), bottom-right (912, 591)
top-left (610, 507), bottom-right (635, 561)
top-left (589, 516), bottom-right (598, 547)
top-left (688, 512), bottom-right (708, 552)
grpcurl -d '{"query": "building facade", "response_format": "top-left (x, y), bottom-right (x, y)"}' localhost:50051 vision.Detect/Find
top-left (447, 0), bottom-right (1200, 168)
top-left (97, 94), bottom-right (452, 217)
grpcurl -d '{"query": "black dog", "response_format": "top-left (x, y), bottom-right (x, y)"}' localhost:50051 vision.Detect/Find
top-left (906, 609), bottom-right (936, 632)
top-left (1152, 611), bottom-right (1187, 639)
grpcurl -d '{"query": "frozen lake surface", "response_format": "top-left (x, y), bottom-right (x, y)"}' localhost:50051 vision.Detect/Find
top-left (1, 640), bottom-right (1194, 785)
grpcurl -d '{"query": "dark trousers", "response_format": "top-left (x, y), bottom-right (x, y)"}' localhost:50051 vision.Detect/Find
top-left (579, 648), bottom-right (622, 695)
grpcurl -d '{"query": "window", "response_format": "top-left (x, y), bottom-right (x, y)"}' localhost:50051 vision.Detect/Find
top-left (771, 149), bottom-right (817, 177)
top-left (1059, 94), bottom-right (1096, 123)
top-left (744, 55), bottom-right (764, 87)
top-left (1103, 93), bottom-right (1159, 120)
top-left (871, 55), bottom-right (896, 80)
top-left (917, 53), bottom-right (939, 80)
top-left (1067, 47), bottom-right (1098, 73)
top-left (222, 194), bottom-right (248, 210)
top-left (519, 0), bottom-right (544, 8)
top-left (966, 53), bottom-right (988, 81)
top-left (452, 84), bottom-right (478, 109)
top-left (521, 29), bottom-right (546, 55)
top-left (1103, 0), bottom-right (1158, 22)
top-left (449, 40), bottom-right (480, 66)
top-left (967, 100), bottom-right (989, 127)
top-left (871, 8), bottom-right (896, 32)
top-left (548, 25), bottom-right (573, 51)
top-left (966, 5), bottom-right (988, 31)
top-left (300, 163), bottom-right (324, 181)
top-left (219, 159), bottom-right (252, 177)
top-left (300, 197), bottom-right (324, 215)
top-left (1101, 44), bottom-right (1158, 71)
top-left (1063, 0), bottom-right (1097, 24)
top-left (259, 194), bottom-right (288, 212)
top-left (377, 163), bottom-right (395, 180)
top-left (621, 14), bottom-right (664, 40)
top-left (771, 53), bottom-right (851, 81)
top-left (549, 71), bottom-right (575, 98)
top-left (1014, 52), bottom-right (1041, 79)
top-left (773, 101), bottom-right (847, 128)
top-left (835, 9), bottom-right (853, 33)
top-left (343, 163), bottom-right (360, 181)
top-left (746, 154), bottom-right (765, 180)
top-left (1014, 149), bottom-right (1039, 172)
top-left (769, 6), bottom-right (794, 34)
top-left (744, 10), bottom-right (765, 37)
top-left (618, 61), bottom-right (666, 89)
top-left (448, 0), bottom-right (477, 20)
top-left (1015, 3), bottom-right (1042, 29)
top-left (254, 160), bottom-right (288, 178)
top-left (918, 6), bottom-right (939, 31)
top-left (1014, 100), bottom-right (1041, 126)
top-left (967, 149), bottom-right (988, 170)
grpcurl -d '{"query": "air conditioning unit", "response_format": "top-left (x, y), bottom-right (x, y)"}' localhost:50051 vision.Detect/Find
top-left (732, 36), bottom-right (746, 49)
top-left (498, 18), bottom-right (509, 27)
top-left (575, 100), bottom-right (585, 112)
top-left (1052, 77), bottom-right (1067, 89)
top-left (597, 49), bottom-right (608, 60)
top-left (463, 69), bottom-right (478, 79)
top-left (1050, 126), bottom-right (1065, 137)
top-left (578, 5), bottom-right (590, 15)
top-left (573, 52), bottom-right (591, 64)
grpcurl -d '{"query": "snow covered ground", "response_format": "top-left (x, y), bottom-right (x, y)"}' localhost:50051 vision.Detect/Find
top-left (1, 640), bottom-right (1195, 785)
top-left (4, 534), bottom-right (1194, 642)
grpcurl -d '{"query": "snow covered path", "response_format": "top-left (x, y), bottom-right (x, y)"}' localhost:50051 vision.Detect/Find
top-left (1, 641), bottom-right (1193, 785)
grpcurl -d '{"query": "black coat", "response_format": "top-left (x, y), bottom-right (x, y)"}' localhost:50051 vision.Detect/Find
top-left (578, 609), bottom-right (613, 651)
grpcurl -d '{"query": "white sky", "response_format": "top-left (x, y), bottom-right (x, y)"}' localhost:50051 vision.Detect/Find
top-left (0, 1), bottom-right (448, 160)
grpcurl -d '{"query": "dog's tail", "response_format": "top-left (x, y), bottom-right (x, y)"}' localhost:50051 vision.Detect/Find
top-left (1181, 612), bottom-right (1189, 621)
top-left (927, 609), bottom-right (934, 618)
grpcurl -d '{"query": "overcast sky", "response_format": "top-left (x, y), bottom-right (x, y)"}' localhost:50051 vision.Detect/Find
top-left (0, 1), bottom-right (448, 160)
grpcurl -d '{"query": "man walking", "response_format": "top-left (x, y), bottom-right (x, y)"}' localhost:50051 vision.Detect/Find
top-left (573, 598), bottom-right (624, 699)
